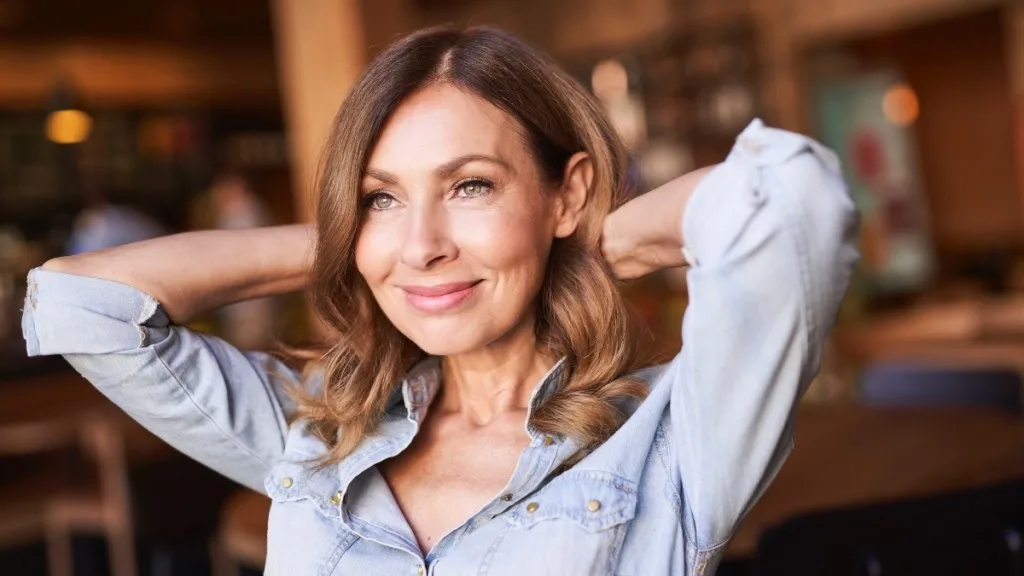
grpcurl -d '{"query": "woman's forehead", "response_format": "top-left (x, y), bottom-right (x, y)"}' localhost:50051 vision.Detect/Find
top-left (367, 84), bottom-right (532, 174)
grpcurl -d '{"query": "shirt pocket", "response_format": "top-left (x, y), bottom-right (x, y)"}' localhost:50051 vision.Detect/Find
top-left (484, 470), bottom-right (638, 576)
top-left (263, 460), bottom-right (357, 576)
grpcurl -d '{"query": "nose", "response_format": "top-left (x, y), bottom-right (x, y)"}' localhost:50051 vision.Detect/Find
top-left (400, 201), bottom-right (457, 270)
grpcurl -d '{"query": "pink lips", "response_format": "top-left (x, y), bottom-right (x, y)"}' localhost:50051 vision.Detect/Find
top-left (400, 281), bottom-right (480, 313)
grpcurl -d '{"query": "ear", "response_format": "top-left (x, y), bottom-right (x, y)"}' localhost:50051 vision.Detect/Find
top-left (554, 152), bottom-right (593, 238)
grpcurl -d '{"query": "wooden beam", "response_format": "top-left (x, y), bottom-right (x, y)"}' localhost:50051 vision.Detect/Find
top-left (0, 41), bottom-right (278, 109)
top-left (271, 0), bottom-right (368, 223)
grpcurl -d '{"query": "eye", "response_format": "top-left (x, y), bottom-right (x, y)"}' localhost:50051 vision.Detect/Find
top-left (453, 178), bottom-right (493, 199)
top-left (363, 191), bottom-right (397, 211)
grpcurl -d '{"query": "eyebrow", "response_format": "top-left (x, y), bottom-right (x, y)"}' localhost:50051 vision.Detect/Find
top-left (436, 154), bottom-right (512, 178)
top-left (363, 154), bottom-right (512, 186)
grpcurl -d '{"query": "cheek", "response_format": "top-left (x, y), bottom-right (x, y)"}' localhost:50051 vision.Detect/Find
top-left (354, 223), bottom-right (397, 286)
top-left (455, 204), bottom-right (553, 286)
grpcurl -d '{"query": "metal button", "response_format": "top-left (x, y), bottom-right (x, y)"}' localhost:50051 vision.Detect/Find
top-left (280, 477), bottom-right (293, 489)
top-left (526, 502), bottom-right (539, 513)
top-left (738, 136), bottom-right (763, 153)
top-left (543, 436), bottom-right (554, 446)
top-left (330, 490), bottom-right (343, 506)
top-left (587, 499), bottom-right (601, 512)
top-left (501, 493), bottom-right (513, 502)
top-left (416, 565), bottom-right (425, 576)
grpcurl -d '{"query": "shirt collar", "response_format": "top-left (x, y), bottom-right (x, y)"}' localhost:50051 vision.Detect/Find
top-left (387, 356), bottom-right (568, 440)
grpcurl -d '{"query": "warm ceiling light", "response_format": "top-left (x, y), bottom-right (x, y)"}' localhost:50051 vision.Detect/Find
top-left (45, 109), bottom-right (93, 144)
top-left (882, 83), bottom-right (919, 127)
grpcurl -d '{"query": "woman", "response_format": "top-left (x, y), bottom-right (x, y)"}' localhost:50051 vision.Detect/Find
top-left (23, 27), bottom-right (857, 575)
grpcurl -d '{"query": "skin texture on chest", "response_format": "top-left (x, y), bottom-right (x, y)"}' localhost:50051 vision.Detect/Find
top-left (379, 409), bottom-right (532, 554)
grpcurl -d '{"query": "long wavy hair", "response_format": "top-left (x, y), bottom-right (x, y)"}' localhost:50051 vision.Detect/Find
top-left (289, 26), bottom-right (651, 466)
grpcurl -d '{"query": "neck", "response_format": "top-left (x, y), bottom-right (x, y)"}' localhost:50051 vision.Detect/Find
top-left (438, 317), bottom-right (556, 427)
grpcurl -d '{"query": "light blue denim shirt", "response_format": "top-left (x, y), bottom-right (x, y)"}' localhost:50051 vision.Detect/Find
top-left (22, 120), bottom-right (858, 576)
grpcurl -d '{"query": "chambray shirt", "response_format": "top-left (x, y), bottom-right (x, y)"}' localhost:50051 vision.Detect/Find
top-left (22, 120), bottom-right (858, 576)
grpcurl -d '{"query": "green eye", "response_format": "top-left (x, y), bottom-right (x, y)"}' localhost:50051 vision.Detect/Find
top-left (364, 192), bottom-right (397, 211)
top-left (455, 179), bottom-right (493, 198)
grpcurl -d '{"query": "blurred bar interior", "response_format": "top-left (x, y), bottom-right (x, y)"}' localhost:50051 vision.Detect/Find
top-left (2, 0), bottom-right (1024, 574)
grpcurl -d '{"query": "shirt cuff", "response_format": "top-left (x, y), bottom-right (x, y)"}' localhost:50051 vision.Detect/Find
top-left (22, 268), bottom-right (165, 357)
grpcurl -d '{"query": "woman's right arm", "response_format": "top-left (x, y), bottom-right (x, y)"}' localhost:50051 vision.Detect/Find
top-left (23, 225), bottom-right (315, 493)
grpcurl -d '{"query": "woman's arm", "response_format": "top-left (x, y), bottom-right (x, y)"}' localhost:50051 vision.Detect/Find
top-left (605, 120), bottom-right (859, 555)
top-left (601, 166), bottom-right (713, 280)
top-left (24, 225), bottom-right (317, 493)
top-left (42, 224), bottom-right (314, 323)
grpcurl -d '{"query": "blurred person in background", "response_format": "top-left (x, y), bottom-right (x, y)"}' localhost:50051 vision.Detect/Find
top-left (64, 187), bottom-right (166, 255)
top-left (196, 171), bottom-right (279, 350)
top-left (22, 26), bottom-right (857, 575)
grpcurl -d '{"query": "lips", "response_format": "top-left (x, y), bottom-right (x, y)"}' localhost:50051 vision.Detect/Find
top-left (400, 280), bottom-right (481, 313)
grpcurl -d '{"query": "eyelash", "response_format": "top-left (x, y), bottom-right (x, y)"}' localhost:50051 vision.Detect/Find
top-left (361, 191), bottom-right (395, 212)
top-left (361, 178), bottom-right (495, 212)
top-left (453, 177), bottom-right (494, 198)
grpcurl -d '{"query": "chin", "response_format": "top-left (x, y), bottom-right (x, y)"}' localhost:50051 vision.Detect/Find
top-left (399, 317), bottom-right (495, 356)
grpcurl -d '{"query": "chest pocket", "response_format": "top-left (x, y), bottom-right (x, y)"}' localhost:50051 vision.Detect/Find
top-left (483, 470), bottom-right (638, 576)
top-left (262, 434), bottom-right (357, 576)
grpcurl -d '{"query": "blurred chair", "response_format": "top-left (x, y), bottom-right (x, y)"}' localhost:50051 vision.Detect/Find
top-left (211, 489), bottom-right (270, 576)
top-left (0, 420), bottom-right (79, 553)
top-left (0, 414), bottom-right (136, 576)
top-left (45, 415), bottom-right (136, 576)
top-left (752, 479), bottom-right (1024, 575)
top-left (859, 363), bottom-right (1023, 414)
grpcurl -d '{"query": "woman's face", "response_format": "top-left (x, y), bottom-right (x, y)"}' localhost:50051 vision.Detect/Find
top-left (355, 83), bottom-right (582, 356)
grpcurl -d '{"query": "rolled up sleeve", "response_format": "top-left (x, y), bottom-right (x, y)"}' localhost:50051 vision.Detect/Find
top-left (23, 268), bottom-right (299, 493)
top-left (666, 120), bottom-right (859, 550)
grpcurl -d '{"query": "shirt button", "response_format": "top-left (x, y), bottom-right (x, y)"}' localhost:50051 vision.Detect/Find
top-left (280, 477), bottom-right (294, 489)
top-left (416, 565), bottom-right (425, 576)
top-left (738, 135), bottom-right (763, 153)
top-left (543, 436), bottom-right (554, 446)
top-left (526, 502), bottom-right (539, 513)
top-left (330, 490), bottom-right (343, 506)
top-left (501, 493), bottom-right (513, 502)
top-left (587, 499), bottom-right (602, 512)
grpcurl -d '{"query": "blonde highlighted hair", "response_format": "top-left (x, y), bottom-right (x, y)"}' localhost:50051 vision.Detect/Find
top-left (289, 26), bottom-right (651, 465)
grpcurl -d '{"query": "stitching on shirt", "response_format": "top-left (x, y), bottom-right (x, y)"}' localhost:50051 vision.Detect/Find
top-left (652, 422), bottom-right (682, 517)
top-left (772, 158), bottom-right (815, 369)
top-left (348, 511), bottom-right (419, 553)
top-left (151, 336), bottom-right (275, 476)
top-left (554, 470), bottom-right (637, 494)
top-left (696, 539), bottom-right (729, 555)
top-left (605, 518), bottom-right (632, 574)
top-left (477, 520), bottom-right (512, 576)
top-left (318, 529), bottom-right (359, 576)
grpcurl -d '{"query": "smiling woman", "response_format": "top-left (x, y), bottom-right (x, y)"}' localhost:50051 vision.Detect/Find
top-left (22, 26), bottom-right (858, 576)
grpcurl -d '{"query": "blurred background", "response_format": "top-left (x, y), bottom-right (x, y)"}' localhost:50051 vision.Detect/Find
top-left (2, 0), bottom-right (1024, 574)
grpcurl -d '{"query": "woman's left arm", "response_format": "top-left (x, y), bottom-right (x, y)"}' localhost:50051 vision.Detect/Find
top-left (603, 120), bottom-right (859, 553)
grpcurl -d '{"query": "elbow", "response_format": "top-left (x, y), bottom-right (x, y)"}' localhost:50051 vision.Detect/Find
top-left (22, 268), bottom-right (166, 357)
top-left (41, 256), bottom-right (75, 274)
